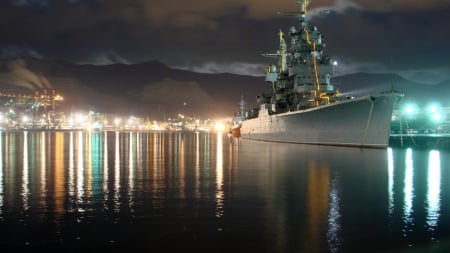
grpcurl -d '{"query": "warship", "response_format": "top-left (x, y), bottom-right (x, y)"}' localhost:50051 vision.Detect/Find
top-left (236, 0), bottom-right (402, 148)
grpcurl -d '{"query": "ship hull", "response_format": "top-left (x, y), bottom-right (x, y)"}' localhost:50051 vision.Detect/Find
top-left (240, 93), bottom-right (400, 148)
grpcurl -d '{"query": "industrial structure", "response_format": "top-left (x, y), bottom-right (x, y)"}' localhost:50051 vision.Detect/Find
top-left (0, 85), bottom-right (223, 132)
top-left (0, 86), bottom-right (64, 129)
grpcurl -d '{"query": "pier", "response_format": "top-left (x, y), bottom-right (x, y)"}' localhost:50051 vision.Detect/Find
top-left (389, 134), bottom-right (450, 150)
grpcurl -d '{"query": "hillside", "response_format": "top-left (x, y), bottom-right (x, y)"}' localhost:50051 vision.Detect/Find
top-left (0, 58), bottom-right (266, 118)
top-left (1, 58), bottom-right (448, 119)
top-left (332, 73), bottom-right (448, 104)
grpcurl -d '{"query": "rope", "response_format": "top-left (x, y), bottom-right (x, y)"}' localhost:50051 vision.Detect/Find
top-left (404, 119), bottom-right (418, 146)
top-left (361, 99), bottom-right (375, 146)
top-left (399, 115), bottom-right (403, 147)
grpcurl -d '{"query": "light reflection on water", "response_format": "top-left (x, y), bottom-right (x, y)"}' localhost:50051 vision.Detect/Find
top-left (403, 148), bottom-right (414, 236)
top-left (22, 131), bottom-right (29, 210)
top-left (427, 150), bottom-right (440, 233)
top-left (387, 147), bottom-right (446, 247)
top-left (115, 131), bottom-right (121, 211)
top-left (215, 132), bottom-right (224, 219)
top-left (327, 175), bottom-right (341, 253)
top-left (103, 132), bottom-right (108, 203)
top-left (77, 131), bottom-right (85, 211)
top-left (40, 132), bottom-right (47, 216)
top-left (0, 132), bottom-right (2, 215)
top-left (0, 131), bottom-right (448, 252)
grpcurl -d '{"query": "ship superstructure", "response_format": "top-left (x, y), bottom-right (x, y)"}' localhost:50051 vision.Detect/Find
top-left (259, 0), bottom-right (342, 113)
top-left (238, 0), bottom-right (402, 148)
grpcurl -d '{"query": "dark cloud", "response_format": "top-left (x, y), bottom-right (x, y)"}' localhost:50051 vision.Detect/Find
top-left (11, 0), bottom-right (49, 8)
top-left (351, 0), bottom-right (448, 12)
top-left (312, 5), bottom-right (450, 83)
top-left (0, 0), bottom-right (449, 84)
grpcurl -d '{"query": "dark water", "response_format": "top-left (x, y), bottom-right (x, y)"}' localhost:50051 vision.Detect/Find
top-left (0, 131), bottom-right (449, 252)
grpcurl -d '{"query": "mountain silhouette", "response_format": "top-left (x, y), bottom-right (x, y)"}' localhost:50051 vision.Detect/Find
top-left (1, 58), bottom-right (448, 120)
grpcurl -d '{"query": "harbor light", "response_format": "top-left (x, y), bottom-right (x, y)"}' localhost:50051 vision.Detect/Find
top-left (429, 105), bottom-right (437, 113)
top-left (215, 121), bottom-right (226, 132)
top-left (76, 113), bottom-right (85, 124)
top-left (431, 113), bottom-right (442, 121)
top-left (22, 115), bottom-right (29, 123)
top-left (427, 103), bottom-right (443, 122)
top-left (403, 103), bottom-right (418, 119)
top-left (405, 105), bottom-right (416, 114)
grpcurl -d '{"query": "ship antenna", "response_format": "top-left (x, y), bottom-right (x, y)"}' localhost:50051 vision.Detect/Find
top-left (238, 94), bottom-right (246, 116)
top-left (295, 0), bottom-right (322, 104)
top-left (296, 0), bottom-right (311, 13)
top-left (296, 0), bottom-right (311, 28)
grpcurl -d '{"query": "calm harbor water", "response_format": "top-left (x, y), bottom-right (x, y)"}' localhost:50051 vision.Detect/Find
top-left (0, 130), bottom-right (449, 252)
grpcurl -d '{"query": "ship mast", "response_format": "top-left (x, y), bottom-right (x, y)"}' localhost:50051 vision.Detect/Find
top-left (297, 0), bottom-right (310, 15)
top-left (295, 0), bottom-right (323, 104)
top-left (238, 94), bottom-right (246, 118)
top-left (262, 0), bottom-right (336, 111)
top-left (296, 0), bottom-right (310, 29)
top-left (262, 30), bottom-right (287, 73)
top-left (297, 0), bottom-right (320, 92)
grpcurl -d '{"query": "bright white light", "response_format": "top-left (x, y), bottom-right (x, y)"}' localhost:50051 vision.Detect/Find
top-left (432, 113), bottom-right (441, 121)
top-left (22, 116), bottom-right (29, 123)
top-left (76, 114), bottom-right (85, 124)
top-left (429, 105), bottom-right (437, 113)
top-left (333, 60), bottom-right (338, 66)
top-left (405, 106), bottom-right (415, 114)
top-left (215, 122), bottom-right (226, 132)
top-left (68, 117), bottom-right (74, 125)
top-left (92, 121), bottom-right (102, 129)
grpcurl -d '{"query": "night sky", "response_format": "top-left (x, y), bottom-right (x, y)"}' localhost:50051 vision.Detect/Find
top-left (1, 0), bottom-right (449, 84)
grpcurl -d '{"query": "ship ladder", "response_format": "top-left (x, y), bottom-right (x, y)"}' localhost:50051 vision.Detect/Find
top-left (361, 98), bottom-right (375, 146)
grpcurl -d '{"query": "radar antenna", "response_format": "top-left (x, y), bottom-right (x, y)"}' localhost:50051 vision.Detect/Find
top-left (296, 0), bottom-right (311, 13)
top-left (293, 0), bottom-right (311, 29)
top-left (277, 0), bottom-right (311, 21)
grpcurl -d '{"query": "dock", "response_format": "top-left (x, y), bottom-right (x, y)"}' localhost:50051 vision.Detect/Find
top-left (389, 134), bottom-right (450, 150)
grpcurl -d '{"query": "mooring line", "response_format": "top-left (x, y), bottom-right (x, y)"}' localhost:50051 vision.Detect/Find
top-left (362, 98), bottom-right (375, 146)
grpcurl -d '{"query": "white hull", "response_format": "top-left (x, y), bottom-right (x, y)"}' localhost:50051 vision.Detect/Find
top-left (240, 93), bottom-right (400, 148)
